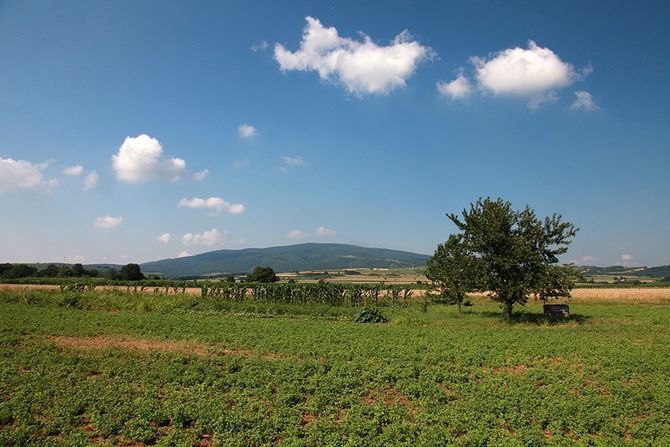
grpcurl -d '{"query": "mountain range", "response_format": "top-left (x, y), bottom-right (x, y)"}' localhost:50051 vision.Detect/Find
top-left (138, 243), bottom-right (431, 279)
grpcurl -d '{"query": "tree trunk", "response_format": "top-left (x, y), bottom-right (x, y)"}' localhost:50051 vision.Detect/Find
top-left (457, 301), bottom-right (462, 315)
top-left (505, 301), bottom-right (513, 320)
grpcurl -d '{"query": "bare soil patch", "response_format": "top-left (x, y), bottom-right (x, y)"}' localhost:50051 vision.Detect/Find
top-left (47, 336), bottom-right (283, 360)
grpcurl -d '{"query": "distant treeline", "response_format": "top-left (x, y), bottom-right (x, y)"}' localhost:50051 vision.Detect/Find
top-left (0, 263), bottom-right (150, 281)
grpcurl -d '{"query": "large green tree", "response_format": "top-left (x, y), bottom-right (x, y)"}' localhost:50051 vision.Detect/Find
top-left (433, 197), bottom-right (579, 319)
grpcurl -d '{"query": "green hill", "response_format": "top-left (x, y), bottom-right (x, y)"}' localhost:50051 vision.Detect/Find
top-left (140, 243), bottom-right (430, 279)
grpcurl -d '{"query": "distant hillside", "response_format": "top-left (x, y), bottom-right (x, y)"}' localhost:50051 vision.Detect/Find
top-left (580, 265), bottom-right (670, 278)
top-left (140, 243), bottom-right (430, 279)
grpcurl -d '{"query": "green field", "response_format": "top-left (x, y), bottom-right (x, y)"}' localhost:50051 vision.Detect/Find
top-left (1, 289), bottom-right (669, 446)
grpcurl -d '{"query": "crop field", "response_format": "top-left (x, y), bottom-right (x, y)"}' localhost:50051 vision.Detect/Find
top-left (1, 289), bottom-right (670, 446)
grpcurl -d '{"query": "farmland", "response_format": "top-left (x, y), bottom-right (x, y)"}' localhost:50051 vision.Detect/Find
top-left (1, 287), bottom-right (670, 446)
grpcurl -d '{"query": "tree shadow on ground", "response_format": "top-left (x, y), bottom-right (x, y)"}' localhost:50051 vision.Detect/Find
top-left (477, 310), bottom-right (592, 325)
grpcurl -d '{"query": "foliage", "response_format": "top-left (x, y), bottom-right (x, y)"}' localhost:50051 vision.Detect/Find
top-left (118, 263), bottom-right (145, 281)
top-left (353, 306), bottom-right (387, 323)
top-left (425, 234), bottom-right (478, 314)
top-left (0, 263), bottom-right (36, 279)
top-left (1, 292), bottom-right (670, 445)
top-left (246, 266), bottom-right (278, 283)
top-left (441, 197), bottom-right (578, 318)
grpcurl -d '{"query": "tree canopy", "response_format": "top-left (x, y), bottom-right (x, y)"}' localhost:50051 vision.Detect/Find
top-left (247, 266), bottom-right (278, 283)
top-left (430, 197), bottom-right (579, 318)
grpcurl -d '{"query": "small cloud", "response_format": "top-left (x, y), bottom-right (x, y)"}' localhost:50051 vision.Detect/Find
top-left (63, 165), bottom-right (84, 176)
top-left (571, 90), bottom-right (599, 111)
top-left (233, 159), bottom-right (249, 169)
top-left (112, 134), bottom-right (186, 183)
top-left (472, 40), bottom-right (583, 108)
top-left (275, 16), bottom-right (433, 95)
top-left (0, 157), bottom-right (58, 193)
top-left (281, 155), bottom-right (305, 168)
top-left (251, 40), bottom-right (269, 52)
top-left (157, 233), bottom-right (171, 244)
top-left (238, 124), bottom-right (257, 139)
top-left (315, 226), bottom-right (336, 236)
top-left (177, 250), bottom-right (190, 258)
top-left (581, 255), bottom-right (595, 264)
top-left (437, 73), bottom-right (472, 100)
top-left (178, 197), bottom-right (245, 215)
top-left (83, 171), bottom-right (99, 190)
top-left (182, 228), bottom-right (224, 246)
top-left (95, 215), bottom-right (123, 229)
top-left (621, 254), bottom-right (634, 266)
top-left (193, 169), bottom-right (209, 181)
top-left (287, 229), bottom-right (306, 240)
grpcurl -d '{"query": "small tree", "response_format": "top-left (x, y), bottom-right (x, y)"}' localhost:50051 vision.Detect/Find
top-left (425, 234), bottom-right (477, 314)
top-left (247, 266), bottom-right (278, 283)
top-left (119, 263), bottom-right (145, 281)
top-left (435, 197), bottom-right (578, 319)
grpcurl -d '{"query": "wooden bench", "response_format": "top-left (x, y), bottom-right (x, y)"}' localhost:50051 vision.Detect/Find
top-left (543, 303), bottom-right (570, 318)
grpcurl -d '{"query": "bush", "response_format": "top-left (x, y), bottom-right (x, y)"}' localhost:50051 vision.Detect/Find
top-left (354, 307), bottom-right (387, 323)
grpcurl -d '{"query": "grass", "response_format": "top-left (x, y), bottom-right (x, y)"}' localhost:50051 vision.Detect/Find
top-left (1, 289), bottom-right (670, 446)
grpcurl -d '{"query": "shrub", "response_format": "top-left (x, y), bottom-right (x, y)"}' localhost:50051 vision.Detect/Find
top-left (354, 307), bottom-right (387, 323)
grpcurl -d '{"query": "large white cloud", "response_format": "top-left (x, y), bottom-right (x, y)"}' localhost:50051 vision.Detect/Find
top-left (157, 233), bottom-right (171, 244)
top-left (275, 16), bottom-right (432, 95)
top-left (182, 228), bottom-right (224, 246)
top-left (112, 134), bottom-right (186, 183)
top-left (472, 41), bottom-right (576, 107)
top-left (0, 158), bottom-right (58, 193)
top-left (178, 197), bottom-right (245, 215)
top-left (95, 215), bottom-right (122, 229)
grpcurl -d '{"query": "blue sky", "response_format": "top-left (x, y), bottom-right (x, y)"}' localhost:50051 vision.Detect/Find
top-left (1, 0), bottom-right (669, 266)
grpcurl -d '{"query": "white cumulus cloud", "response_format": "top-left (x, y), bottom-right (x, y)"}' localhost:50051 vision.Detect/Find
top-left (193, 169), bottom-right (209, 181)
top-left (571, 90), bottom-right (599, 111)
top-left (95, 215), bottom-right (122, 229)
top-left (112, 134), bottom-right (186, 183)
top-left (157, 233), bottom-right (171, 244)
top-left (621, 254), bottom-right (634, 266)
top-left (275, 16), bottom-right (432, 95)
top-left (182, 228), bottom-right (224, 246)
top-left (472, 41), bottom-right (578, 108)
top-left (177, 251), bottom-right (190, 258)
top-left (238, 124), bottom-right (257, 139)
top-left (437, 73), bottom-right (472, 100)
top-left (83, 171), bottom-right (99, 190)
top-left (287, 229), bottom-right (306, 240)
top-left (63, 165), bottom-right (84, 176)
top-left (315, 226), bottom-right (337, 236)
top-left (178, 197), bottom-right (245, 215)
top-left (0, 158), bottom-right (58, 193)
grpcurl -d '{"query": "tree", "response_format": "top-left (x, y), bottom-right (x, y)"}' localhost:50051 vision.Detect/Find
top-left (247, 266), bottom-right (278, 283)
top-left (425, 234), bottom-right (478, 314)
top-left (119, 263), bottom-right (145, 281)
top-left (433, 197), bottom-right (578, 319)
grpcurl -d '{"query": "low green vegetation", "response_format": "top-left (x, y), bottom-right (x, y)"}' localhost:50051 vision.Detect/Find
top-left (1, 288), bottom-right (669, 446)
